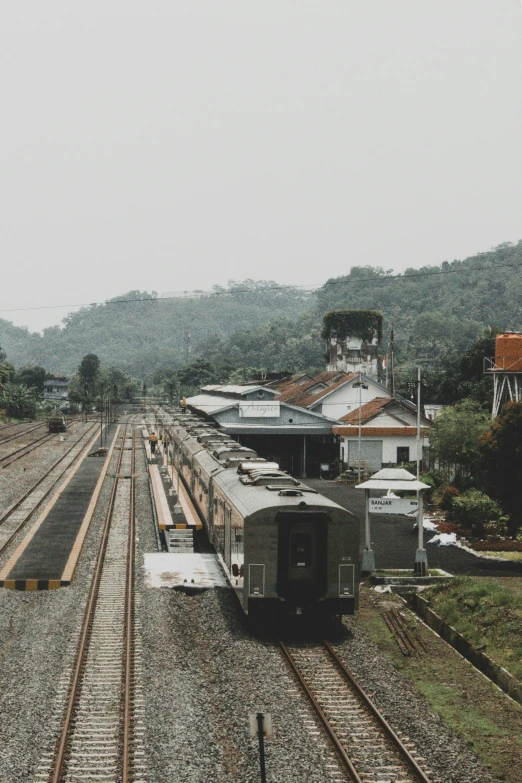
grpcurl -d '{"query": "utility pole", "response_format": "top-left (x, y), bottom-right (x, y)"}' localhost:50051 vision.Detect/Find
top-left (390, 326), bottom-right (395, 397)
top-left (416, 365), bottom-right (421, 478)
top-left (184, 330), bottom-right (191, 365)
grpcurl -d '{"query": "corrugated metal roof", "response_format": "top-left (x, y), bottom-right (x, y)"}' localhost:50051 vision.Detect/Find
top-left (186, 394), bottom-right (238, 414)
top-left (211, 466), bottom-right (347, 519)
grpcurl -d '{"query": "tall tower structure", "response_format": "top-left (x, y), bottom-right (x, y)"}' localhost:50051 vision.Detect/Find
top-left (323, 310), bottom-right (383, 379)
top-left (484, 332), bottom-right (522, 418)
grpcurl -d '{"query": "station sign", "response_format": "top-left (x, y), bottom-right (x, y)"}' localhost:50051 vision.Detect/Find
top-left (238, 402), bottom-right (280, 418)
top-left (369, 497), bottom-right (418, 515)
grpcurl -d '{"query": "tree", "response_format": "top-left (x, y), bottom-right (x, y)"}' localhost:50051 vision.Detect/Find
top-left (78, 354), bottom-right (100, 388)
top-left (177, 359), bottom-right (218, 394)
top-left (428, 399), bottom-right (490, 487)
top-left (479, 401), bottom-right (522, 535)
top-left (15, 365), bottom-right (48, 393)
top-left (0, 382), bottom-right (40, 419)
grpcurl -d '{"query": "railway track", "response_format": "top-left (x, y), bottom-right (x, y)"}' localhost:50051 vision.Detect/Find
top-left (280, 639), bottom-right (438, 783)
top-left (0, 422), bottom-right (99, 556)
top-left (0, 421), bottom-right (46, 447)
top-left (0, 431), bottom-right (59, 469)
top-left (33, 421), bottom-right (146, 783)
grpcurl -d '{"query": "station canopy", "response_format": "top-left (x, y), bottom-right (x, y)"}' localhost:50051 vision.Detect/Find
top-left (355, 467), bottom-right (430, 491)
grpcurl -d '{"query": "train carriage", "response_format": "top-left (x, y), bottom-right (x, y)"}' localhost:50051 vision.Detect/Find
top-left (209, 466), bottom-right (359, 623)
top-left (160, 408), bottom-right (361, 625)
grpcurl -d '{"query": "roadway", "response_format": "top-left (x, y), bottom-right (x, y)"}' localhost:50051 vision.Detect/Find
top-left (304, 479), bottom-right (522, 577)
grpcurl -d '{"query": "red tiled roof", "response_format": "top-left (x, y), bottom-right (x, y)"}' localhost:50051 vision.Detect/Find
top-left (295, 374), bottom-right (357, 409)
top-left (277, 371), bottom-right (354, 408)
top-left (339, 397), bottom-right (433, 427)
top-left (340, 397), bottom-right (390, 424)
top-left (334, 426), bottom-right (430, 436)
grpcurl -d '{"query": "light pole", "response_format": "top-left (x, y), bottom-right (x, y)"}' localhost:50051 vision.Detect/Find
top-left (353, 373), bottom-right (368, 482)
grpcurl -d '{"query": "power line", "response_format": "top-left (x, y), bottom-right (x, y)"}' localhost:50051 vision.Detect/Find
top-left (1, 258), bottom-right (521, 315)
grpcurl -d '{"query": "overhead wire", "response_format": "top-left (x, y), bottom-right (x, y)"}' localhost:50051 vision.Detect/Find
top-left (1, 257), bottom-right (521, 314)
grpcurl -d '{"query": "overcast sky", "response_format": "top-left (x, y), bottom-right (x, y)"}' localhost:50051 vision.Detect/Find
top-left (1, 1), bottom-right (522, 333)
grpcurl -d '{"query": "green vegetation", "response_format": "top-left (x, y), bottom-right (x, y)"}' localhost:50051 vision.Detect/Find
top-left (321, 310), bottom-right (383, 341)
top-left (452, 490), bottom-right (502, 538)
top-left (0, 241), bottom-right (521, 379)
top-left (428, 399), bottom-right (490, 487)
top-left (480, 401), bottom-right (522, 535)
top-left (357, 588), bottom-right (522, 782)
top-left (427, 577), bottom-right (522, 679)
top-left (0, 381), bottom-right (40, 419)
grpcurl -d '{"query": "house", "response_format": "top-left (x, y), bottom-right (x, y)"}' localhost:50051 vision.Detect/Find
top-left (43, 377), bottom-right (70, 402)
top-left (333, 397), bottom-right (432, 472)
top-left (424, 404), bottom-right (443, 421)
top-left (273, 370), bottom-right (392, 420)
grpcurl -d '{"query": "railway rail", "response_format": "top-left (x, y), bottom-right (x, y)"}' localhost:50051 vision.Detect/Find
top-left (34, 420), bottom-right (145, 783)
top-left (0, 422), bottom-right (99, 557)
top-left (280, 639), bottom-right (437, 783)
top-left (0, 421), bottom-right (46, 447)
top-left (0, 432), bottom-right (60, 469)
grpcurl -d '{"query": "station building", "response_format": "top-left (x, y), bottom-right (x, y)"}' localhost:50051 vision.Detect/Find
top-left (185, 383), bottom-right (337, 477)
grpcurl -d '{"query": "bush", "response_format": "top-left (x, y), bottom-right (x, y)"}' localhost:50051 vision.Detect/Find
top-left (452, 489), bottom-right (502, 538)
top-left (421, 471), bottom-right (444, 489)
top-left (435, 485), bottom-right (461, 511)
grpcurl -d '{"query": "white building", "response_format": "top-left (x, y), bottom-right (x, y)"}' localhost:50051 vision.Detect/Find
top-left (43, 377), bottom-right (70, 401)
top-left (333, 397), bottom-right (432, 472)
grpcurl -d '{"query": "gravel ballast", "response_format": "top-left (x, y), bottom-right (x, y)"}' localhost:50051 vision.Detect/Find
top-left (0, 416), bottom-right (509, 782)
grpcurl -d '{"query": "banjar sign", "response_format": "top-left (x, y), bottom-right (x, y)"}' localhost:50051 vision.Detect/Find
top-left (369, 497), bottom-right (418, 515)
top-left (238, 402), bottom-right (281, 418)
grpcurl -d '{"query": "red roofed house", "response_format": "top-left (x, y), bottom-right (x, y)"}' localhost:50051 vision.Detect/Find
top-left (273, 370), bottom-right (392, 420)
top-left (333, 397), bottom-right (432, 472)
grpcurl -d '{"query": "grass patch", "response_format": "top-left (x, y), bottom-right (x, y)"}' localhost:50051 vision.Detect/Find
top-left (477, 551), bottom-right (522, 561)
top-left (426, 577), bottom-right (522, 679)
top-left (356, 589), bottom-right (522, 782)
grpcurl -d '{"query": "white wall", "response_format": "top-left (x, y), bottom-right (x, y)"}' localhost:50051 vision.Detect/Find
top-left (314, 379), bottom-right (390, 420)
top-left (341, 434), bottom-right (425, 465)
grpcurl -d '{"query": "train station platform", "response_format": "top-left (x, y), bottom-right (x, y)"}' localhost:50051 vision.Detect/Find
top-left (144, 553), bottom-right (228, 589)
top-left (0, 426), bottom-right (118, 591)
top-left (164, 462), bottom-right (203, 531)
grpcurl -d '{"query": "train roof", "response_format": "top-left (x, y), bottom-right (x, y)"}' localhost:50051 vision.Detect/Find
top-left (212, 467), bottom-right (353, 520)
top-left (195, 448), bottom-right (221, 475)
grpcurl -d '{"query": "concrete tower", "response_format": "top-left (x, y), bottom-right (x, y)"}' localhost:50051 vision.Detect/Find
top-left (323, 310), bottom-right (382, 379)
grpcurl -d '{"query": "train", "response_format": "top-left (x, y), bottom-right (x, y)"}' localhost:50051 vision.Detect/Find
top-left (47, 415), bottom-right (67, 433)
top-left (159, 410), bottom-right (361, 626)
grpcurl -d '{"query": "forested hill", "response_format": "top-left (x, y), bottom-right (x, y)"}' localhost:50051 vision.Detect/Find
top-left (2, 241), bottom-right (522, 376)
top-left (317, 240), bottom-right (522, 361)
top-left (0, 281), bottom-right (312, 375)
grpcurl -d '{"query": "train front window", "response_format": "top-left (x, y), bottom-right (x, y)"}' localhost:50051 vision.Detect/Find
top-left (291, 533), bottom-right (312, 567)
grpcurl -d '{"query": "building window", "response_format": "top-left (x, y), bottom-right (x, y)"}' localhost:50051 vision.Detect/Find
top-left (397, 446), bottom-right (410, 464)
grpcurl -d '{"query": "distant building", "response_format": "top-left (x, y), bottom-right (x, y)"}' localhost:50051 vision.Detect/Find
top-left (323, 310), bottom-right (382, 379)
top-left (43, 377), bottom-right (70, 401)
top-left (274, 370), bottom-right (391, 420)
top-left (424, 404), bottom-right (443, 421)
